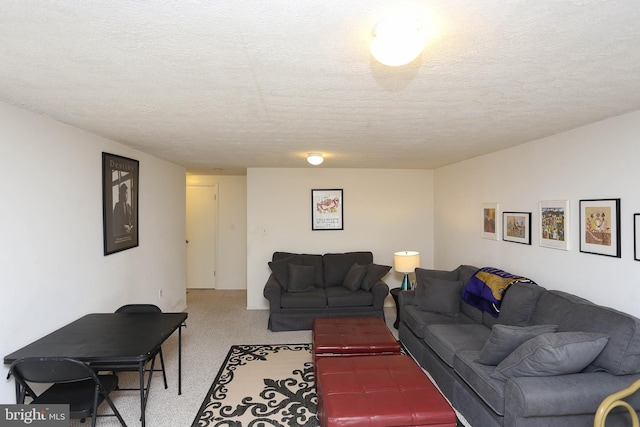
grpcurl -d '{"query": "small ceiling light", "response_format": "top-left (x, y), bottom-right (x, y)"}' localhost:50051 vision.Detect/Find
top-left (307, 153), bottom-right (324, 165)
top-left (371, 15), bottom-right (425, 66)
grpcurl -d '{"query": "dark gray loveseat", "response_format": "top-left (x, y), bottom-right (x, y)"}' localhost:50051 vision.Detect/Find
top-left (263, 251), bottom-right (390, 331)
top-left (398, 265), bottom-right (640, 427)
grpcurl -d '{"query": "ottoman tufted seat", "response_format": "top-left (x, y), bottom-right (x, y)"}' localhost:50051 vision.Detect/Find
top-left (316, 354), bottom-right (456, 427)
top-left (312, 317), bottom-right (401, 365)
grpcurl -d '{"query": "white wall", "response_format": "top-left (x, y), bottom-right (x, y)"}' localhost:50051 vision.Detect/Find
top-left (434, 110), bottom-right (640, 318)
top-left (0, 102), bottom-right (187, 403)
top-left (246, 168), bottom-right (434, 309)
top-left (186, 175), bottom-right (247, 289)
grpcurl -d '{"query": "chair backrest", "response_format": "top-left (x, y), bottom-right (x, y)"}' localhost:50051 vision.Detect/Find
top-left (115, 304), bottom-right (162, 314)
top-left (10, 357), bottom-right (96, 385)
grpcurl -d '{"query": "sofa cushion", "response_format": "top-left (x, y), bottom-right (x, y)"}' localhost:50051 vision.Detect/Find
top-left (423, 324), bottom-right (492, 367)
top-left (483, 281), bottom-right (545, 329)
top-left (342, 263), bottom-right (367, 291)
top-left (268, 255), bottom-right (303, 291)
top-left (531, 290), bottom-right (640, 375)
top-left (272, 252), bottom-right (324, 288)
top-left (325, 286), bottom-right (374, 307)
top-left (323, 252), bottom-right (373, 287)
top-left (454, 350), bottom-right (507, 415)
top-left (280, 287), bottom-right (327, 308)
top-left (491, 332), bottom-right (609, 381)
top-left (361, 263), bottom-right (391, 291)
top-left (415, 278), bottom-right (463, 316)
top-left (402, 305), bottom-right (471, 339)
top-left (288, 264), bottom-right (317, 293)
top-left (477, 324), bottom-right (558, 365)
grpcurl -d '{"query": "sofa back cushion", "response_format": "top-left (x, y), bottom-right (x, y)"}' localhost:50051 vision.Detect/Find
top-left (272, 252), bottom-right (324, 288)
top-left (414, 274), bottom-right (464, 316)
top-left (531, 290), bottom-right (640, 375)
top-left (457, 265), bottom-right (483, 323)
top-left (483, 282), bottom-right (546, 328)
top-left (413, 265), bottom-right (483, 322)
top-left (323, 252), bottom-right (373, 287)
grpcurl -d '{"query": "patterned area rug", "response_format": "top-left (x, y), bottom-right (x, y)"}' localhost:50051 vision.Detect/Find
top-left (191, 344), bottom-right (318, 427)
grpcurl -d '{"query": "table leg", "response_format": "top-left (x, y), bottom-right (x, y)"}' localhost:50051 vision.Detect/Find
top-left (178, 324), bottom-right (183, 395)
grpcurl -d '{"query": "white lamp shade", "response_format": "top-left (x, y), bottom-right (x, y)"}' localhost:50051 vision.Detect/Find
top-left (307, 153), bottom-right (324, 165)
top-left (371, 16), bottom-right (425, 66)
top-left (393, 251), bottom-right (420, 273)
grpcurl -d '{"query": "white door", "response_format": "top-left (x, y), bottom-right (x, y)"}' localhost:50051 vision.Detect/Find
top-left (186, 184), bottom-right (218, 289)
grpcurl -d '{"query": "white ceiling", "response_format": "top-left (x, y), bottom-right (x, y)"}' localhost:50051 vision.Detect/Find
top-left (2, 1), bottom-right (640, 175)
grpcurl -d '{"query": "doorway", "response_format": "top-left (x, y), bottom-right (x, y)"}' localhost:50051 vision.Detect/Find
top-left (186, 184), bottom-right (218, 289)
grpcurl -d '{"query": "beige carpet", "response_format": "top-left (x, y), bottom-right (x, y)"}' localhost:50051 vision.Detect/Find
top-left (71, 290), bottom-right (311, 426)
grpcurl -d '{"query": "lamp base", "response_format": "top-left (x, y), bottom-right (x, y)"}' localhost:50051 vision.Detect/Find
top-left (401, 273), bottom-right (410, 291)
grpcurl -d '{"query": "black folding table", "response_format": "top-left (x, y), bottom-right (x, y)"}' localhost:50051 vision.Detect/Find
top-left (4, 312), bottom-right (188, 427)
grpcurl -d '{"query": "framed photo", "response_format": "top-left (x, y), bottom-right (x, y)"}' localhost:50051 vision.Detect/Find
top-left (634, 214), bottom-right (640, 261)
top-left (539, 200), bottom-right (570, 250)
top-left (482, 203), bottom-right (500, 240)
top-left (311, 189), bottom-right (343, 230)
top-left (579, 198), bottom-right (621, 258)
top-left (503, 212), bottom-right (531, 245)
top-left (102, 153), bottom-right (139, 255)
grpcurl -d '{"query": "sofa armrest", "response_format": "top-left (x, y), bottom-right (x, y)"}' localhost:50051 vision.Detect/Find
top-left (263, 274), bottom-right (283, 312)
top-left (504, 372), bottom-right (640, 421)
top-left (397, 290), bottom-right (416, 324)
top-left (371, 280), bottom-right (390, 309)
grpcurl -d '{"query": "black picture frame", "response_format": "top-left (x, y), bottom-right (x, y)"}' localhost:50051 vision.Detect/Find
top-left (502, 212), bottom-right (532, 245)
top-left (102, 152), bottom-right (139, 255)
top-left (579, 198), bottom-right (621, 258)
top-left (311, 189), bottom-right (343, 230)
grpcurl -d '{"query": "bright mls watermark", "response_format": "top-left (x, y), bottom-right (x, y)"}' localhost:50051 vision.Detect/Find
top-left (0, 405), bottom-right (69, 426)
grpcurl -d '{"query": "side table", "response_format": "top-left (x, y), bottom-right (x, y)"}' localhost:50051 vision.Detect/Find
top-left (390, 288), bottom-right (401, 329)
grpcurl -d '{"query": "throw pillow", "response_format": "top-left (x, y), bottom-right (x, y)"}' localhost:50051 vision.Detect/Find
top-left (361, 264), bottom-right (391, 291)
top-left (414, 278), bottom-right (463, 316)
top-left (491, 332), bottom-right (609, 381)
top-left (268, 255), bottom-right (302, 291)
top-left (343, 263), bottom-right (367, 292)
top-left (477, 324), bottom-right (558, 365)
top-left (287, 264), bottom-right (317, 293)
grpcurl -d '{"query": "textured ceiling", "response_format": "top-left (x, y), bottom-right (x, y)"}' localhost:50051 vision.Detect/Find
top-left (1, 1), bottom-right (640, 174)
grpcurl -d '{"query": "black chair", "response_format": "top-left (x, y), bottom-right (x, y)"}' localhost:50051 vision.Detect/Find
top-left (115, 304), bottom-right (168, 390)
top-left (8, 357), bottom-right (128, 427)
top-left (91, 304), bottom-right (167, 412)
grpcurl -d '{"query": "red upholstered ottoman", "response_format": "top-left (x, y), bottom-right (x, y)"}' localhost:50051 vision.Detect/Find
top-left (312, 317), bottom-right (401, 365)
top-left (316, 354), bottom-right (456, 427)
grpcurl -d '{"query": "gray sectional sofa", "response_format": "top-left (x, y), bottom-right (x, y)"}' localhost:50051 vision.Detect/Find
top-left (263, 251), bottom-right (390, 331)
top-left (398, 265), bottom-right (640, 427)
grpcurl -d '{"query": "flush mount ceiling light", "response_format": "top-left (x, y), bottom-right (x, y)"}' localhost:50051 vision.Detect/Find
top-left (370, 15), bottom-right (425, 66)
top-left (307, 153), bottom-right (324, 165)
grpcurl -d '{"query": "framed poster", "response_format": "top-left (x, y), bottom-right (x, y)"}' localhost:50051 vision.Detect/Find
top-left (312, 189), bottom-right (343, 230)
top-left (579, 198), bottom-right (621, 258)
top-left (102, 152), bottom-right (139, 255)
top-left (503, 212), bottom-right (531, 245)
top-left (539, 200), bottom-right (569, 250)
top-left (482, 203), bottom-right (500, 240)
top-left (634, 214), bottom-right (640, 261)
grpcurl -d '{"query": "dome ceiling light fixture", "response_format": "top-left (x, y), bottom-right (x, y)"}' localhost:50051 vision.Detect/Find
top-left (370, 14), bottom-right (425, 66)
top-left (307, 153), bottom-right (324, 165)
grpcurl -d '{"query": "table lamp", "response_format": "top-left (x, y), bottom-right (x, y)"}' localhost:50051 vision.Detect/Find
top-left (393, 251), bottom-right (420, 290)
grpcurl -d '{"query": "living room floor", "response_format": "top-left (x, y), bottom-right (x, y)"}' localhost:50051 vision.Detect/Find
top-left (70, 289), bottom-right (469, 426)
